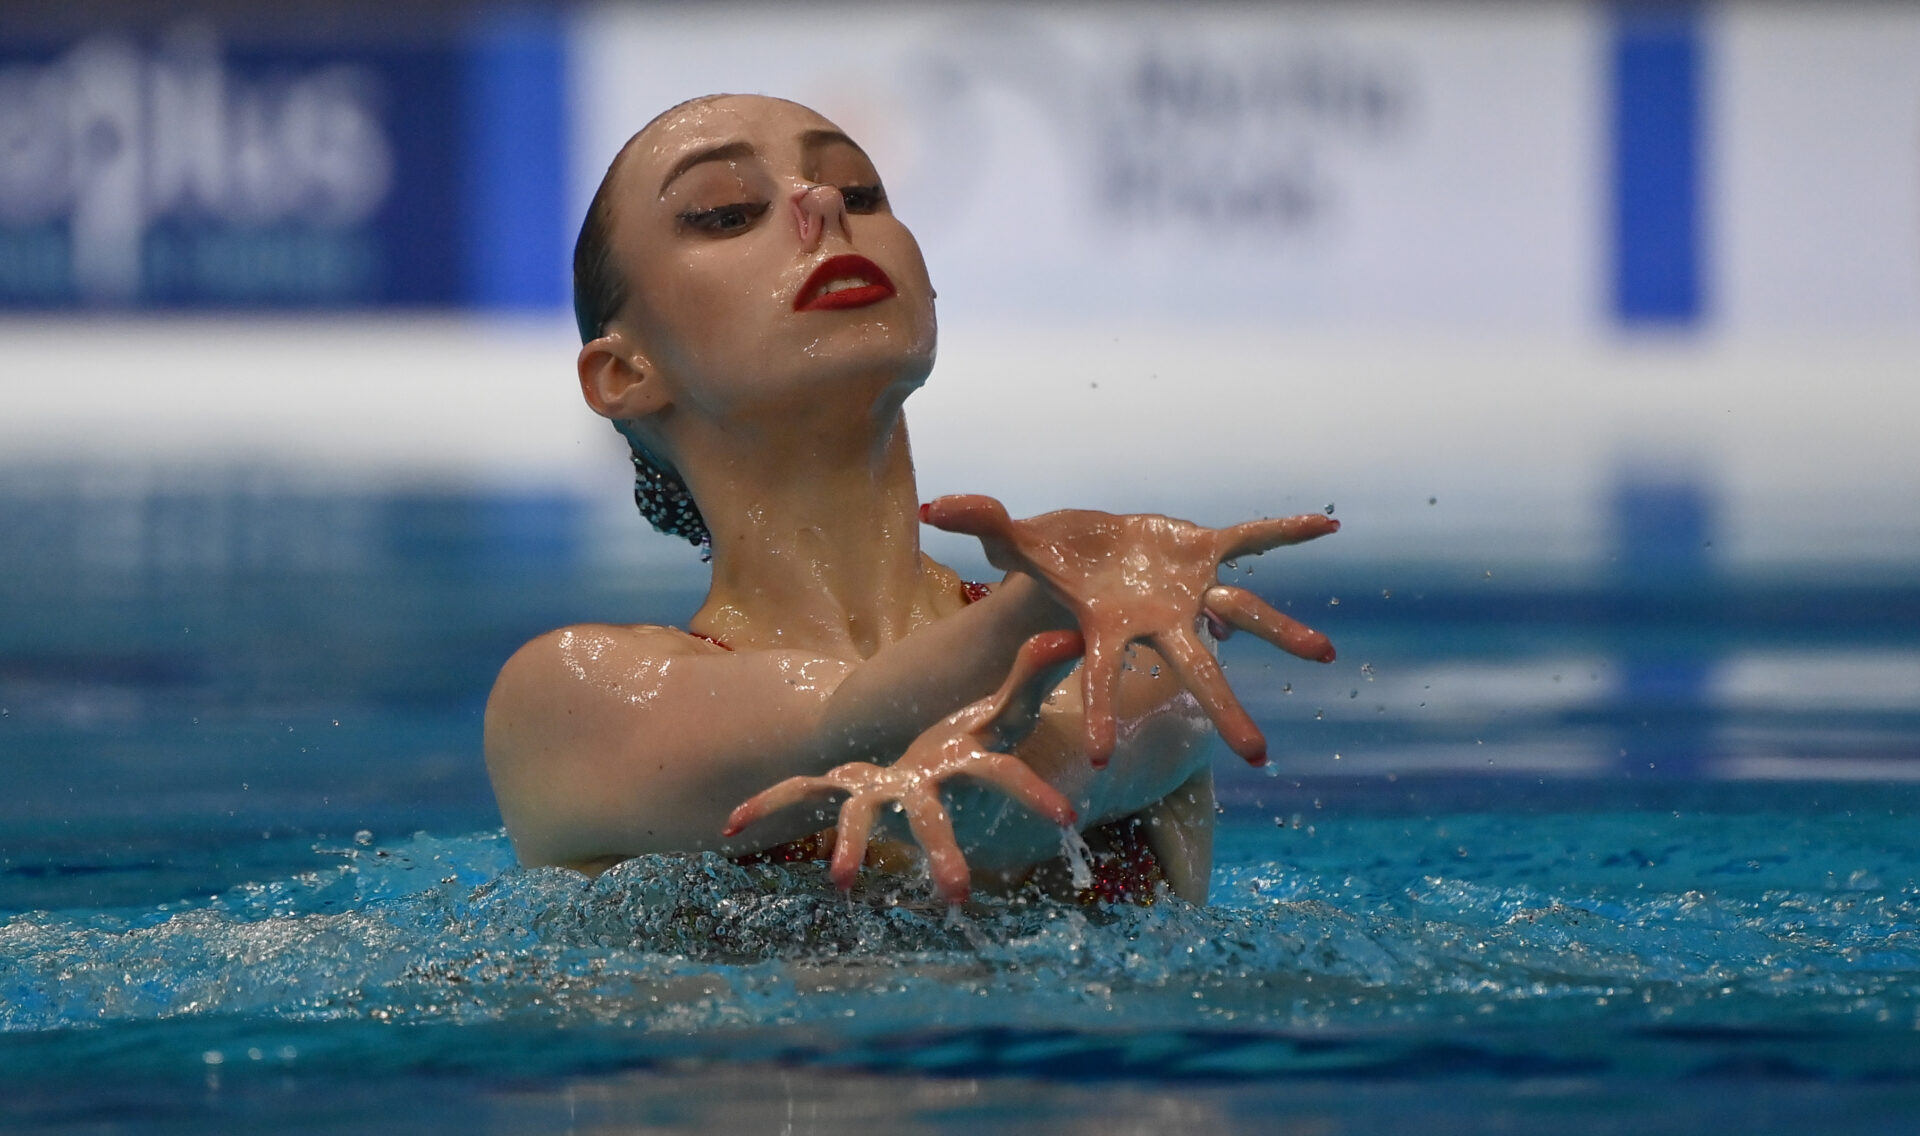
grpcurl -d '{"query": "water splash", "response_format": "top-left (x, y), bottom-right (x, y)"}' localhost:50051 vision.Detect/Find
top-left (4, 809), bottom-right (1916, 1052)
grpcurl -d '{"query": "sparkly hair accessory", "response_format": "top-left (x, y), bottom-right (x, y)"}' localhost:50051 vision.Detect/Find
top-left (619, 423), bottom-right (712, 560)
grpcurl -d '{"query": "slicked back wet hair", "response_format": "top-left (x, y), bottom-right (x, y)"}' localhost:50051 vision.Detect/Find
top-left (572, 169), bottom-right (629, 346)
top-left (571, 104), bottom-right (718, 555)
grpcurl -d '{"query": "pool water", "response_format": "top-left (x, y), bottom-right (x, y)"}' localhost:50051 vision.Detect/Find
top-left (4, 516), bottom-right (1919, 1133)
top-left (4, 789), bottom-right (1918, 1133)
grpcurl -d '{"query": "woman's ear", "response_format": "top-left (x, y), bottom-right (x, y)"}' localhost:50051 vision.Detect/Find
top-left (578, 332), bottom-right (670, 421)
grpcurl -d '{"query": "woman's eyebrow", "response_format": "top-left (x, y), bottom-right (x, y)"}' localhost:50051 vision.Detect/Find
top-left (799, 129), bottom-right (867, 159)
top-left (658, 140), bottom-right (756, 196)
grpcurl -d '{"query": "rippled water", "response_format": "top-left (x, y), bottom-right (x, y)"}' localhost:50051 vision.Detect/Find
top-left (5, 793), bottom-right (1918, 1132)
top-left (5, 544), bottom-right (1919, 1131)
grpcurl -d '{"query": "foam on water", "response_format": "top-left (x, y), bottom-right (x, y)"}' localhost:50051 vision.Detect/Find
top-left (5, 805), bottom-right (1917, 1084)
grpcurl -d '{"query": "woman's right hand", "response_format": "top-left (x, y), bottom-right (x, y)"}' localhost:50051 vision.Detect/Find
top-left (722, 630), bottom-right (1086, 903)
top-left (922, 495), bottom-right (1338, 767)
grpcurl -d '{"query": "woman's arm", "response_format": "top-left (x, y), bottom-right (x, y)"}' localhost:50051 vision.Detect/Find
top-left (711, 498), bottom-right (1342, 901)
top-left (484, 573), bottom-right (1074, 869)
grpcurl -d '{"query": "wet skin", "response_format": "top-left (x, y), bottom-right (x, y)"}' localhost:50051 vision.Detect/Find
top-left (483, 96), bottom-right (1335, 904)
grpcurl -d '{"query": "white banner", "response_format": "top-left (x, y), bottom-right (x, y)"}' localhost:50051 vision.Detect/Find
top-left (1715, 5), bottom-right (1920, 329)
top-left (573, 3), bottom-right (1599, 331)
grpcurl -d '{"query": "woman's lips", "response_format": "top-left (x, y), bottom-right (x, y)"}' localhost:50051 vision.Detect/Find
top-left (794, 254), bottom-right (896, 312)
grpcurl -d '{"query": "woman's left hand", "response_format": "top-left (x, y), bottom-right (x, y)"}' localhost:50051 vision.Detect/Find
top-left (722, 631), bottom-right (1085, 904)
top-left (922, 495), bottom-right (1338, 767)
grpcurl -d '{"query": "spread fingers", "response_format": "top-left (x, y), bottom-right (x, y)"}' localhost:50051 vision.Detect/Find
top-left (1203, 585), bottom-right (1336, 663)
top-left (722, 774), bottom-right (844, 837)
top-left (919, 494), bottom-right (1013, 538)
top-left (1154, 630), bottom-right (1269, 766)
top-left (961, 751), bottom-right (1078, 827)
top-left (902, 791), bottom-right (971, 904)
top-left (829, 795), bottom-right (880, 891)
top-left (1079, 633), bottom-right (1125, 768)
top-left (1214, 514), bottom-right (1340, 560)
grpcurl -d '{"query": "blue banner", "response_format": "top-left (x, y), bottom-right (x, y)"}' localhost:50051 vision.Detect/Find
top-left (0, 17), bottom-right (567, 309)
top-left (1609, 3), bottom-right (1706, 326)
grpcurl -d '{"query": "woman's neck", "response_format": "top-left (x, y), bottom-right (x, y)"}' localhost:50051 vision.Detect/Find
top-left (678, 410), bottom-right (956, 657)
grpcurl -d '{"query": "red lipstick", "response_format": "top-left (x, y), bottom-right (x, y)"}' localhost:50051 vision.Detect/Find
top-left (794, 254), bottom-right (895, 312)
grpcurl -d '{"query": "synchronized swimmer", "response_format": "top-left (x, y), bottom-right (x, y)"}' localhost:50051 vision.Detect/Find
top-left (483, 94), bottom-right (1337, 906)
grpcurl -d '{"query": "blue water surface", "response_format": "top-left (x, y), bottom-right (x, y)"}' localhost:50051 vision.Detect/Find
top-left (4, 487), bottom-right (1920, 1133)
top-left (5, 790), bottom-right (1919, 1134)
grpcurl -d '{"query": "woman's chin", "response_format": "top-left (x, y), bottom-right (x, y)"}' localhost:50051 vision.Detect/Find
top-left (792, 331), bottom-right (934, 394)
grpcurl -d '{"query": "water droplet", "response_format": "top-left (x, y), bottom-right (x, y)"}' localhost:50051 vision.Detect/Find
top-left (1281, 683), bottom-right (1292, 694)
top-left (354, 830), bottom-right (373, 846)
top-left (1328, 596), bottom-right (1340, 606)
top-left (1314, 709), bottom-right (1324, 720)
top-left (1324, 503), bottom-right (1336, 515)
top-left (1360, 662), bottom-right (1374, 680)
top-left (1381, 588), bottom-right (1391, 599)
top-left (1428, 497), bottom-right (1437, 505)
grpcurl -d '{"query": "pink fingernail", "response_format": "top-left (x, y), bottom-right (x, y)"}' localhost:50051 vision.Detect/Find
top-left (918, 503), bottom-right (931, 522)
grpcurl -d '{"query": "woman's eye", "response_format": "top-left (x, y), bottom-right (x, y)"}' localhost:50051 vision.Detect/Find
top-left (840, 185), bottom-right (886, 214)
top-left (679, 201), bottom-right (769, 234)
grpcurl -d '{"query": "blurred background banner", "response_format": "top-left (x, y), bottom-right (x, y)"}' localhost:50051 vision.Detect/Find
top-left (0, 1), bottom-right (1913, 569)
top-left (575, 4), bottom-right (1598, 331)
top-left (0, 7), bottom-right (568, 309)
top-left (0, 1), bottom-right (1916, 824)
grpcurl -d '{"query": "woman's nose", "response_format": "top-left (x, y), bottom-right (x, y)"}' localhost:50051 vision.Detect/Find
top-left (790, 184), bottom-right (849, 252)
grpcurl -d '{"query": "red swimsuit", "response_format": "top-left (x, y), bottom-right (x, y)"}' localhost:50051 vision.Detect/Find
top-left (715, 580), bottom-right (1165, 905)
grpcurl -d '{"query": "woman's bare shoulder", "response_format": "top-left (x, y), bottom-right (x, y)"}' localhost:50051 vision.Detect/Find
top-left (487, 623), bottom-right (724, 725)
top-left (500, 621), bottom-right (722, 670)
top-left (482, 620), bottom-right (849, 865)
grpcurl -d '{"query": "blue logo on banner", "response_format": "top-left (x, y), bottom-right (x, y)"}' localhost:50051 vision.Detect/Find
top-left (0, 17), bottom-right (565, 309)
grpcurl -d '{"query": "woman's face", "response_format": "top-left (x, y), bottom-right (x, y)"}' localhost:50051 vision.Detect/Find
top-left (607, 95), bottom-right (937, 424)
